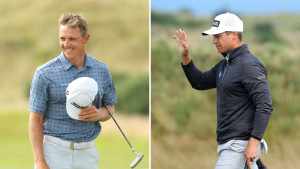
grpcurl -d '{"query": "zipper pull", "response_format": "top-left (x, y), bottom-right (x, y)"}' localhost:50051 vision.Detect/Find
top-left (221, 54), bottom-right (229, 81)
top-left (225, 54), bottom-right (229, 65)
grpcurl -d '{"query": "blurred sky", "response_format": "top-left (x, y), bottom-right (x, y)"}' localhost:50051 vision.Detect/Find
top-left (151, 0), bottom-right (300, 16)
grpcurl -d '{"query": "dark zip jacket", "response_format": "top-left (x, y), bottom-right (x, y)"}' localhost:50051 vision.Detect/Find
top-left (182, 44), bottom-right (273, 144)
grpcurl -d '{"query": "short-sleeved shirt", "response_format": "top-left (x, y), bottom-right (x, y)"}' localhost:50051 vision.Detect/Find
top-left (29, 52), bottom-right (117, 142)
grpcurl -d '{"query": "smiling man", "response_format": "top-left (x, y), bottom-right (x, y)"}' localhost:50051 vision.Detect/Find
top-left (173, 13), bottom-right (272, 169)
top-left (29, 13), bottom-right (117, 169)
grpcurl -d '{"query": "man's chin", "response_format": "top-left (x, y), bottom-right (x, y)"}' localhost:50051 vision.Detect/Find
top-left (63, 52), bottom-right (74, 59)
top-left (217, 49), bottom-right (226, 53)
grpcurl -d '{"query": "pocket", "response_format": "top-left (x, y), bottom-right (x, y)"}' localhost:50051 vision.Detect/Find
top-left (230, 140), bottom-right (248, 153)
top-left (43, 140), bottom-right (60, 169)
top-left (87, 146), bottom-right (99, 168)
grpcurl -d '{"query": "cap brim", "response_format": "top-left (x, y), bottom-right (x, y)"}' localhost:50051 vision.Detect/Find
top-left (66, 100), bottom-right (81, 120)
top-left (202, 28), bottom-right (225, 36)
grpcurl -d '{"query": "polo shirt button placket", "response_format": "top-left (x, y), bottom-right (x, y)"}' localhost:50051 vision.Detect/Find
top-left (74, 70), bottom-right (79, 79)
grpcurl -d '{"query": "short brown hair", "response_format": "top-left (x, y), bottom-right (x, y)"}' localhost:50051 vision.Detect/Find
top-left (225, 31), bottom-right (243, 41)
top-left (59, 13), bottom-right (88, 37)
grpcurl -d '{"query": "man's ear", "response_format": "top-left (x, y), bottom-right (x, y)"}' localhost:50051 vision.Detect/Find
top-left (84, 33), bottom-right (90, 44)
top-left (231, 31), bottom-right (238, 40)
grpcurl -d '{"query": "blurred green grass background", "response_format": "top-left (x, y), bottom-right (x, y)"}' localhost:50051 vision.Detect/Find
top-left (151, 11), bottom-right (300, 169)
top-left (0, 0), bottom-right (149, 114)
top-left (0, 0), bottom-right (149, 168)
top-left (0, 112), bottom-right (149, 169)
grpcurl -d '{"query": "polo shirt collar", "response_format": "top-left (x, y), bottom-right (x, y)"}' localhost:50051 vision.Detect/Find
top-left (84, 53), bottom-right (93, 68)
top-left (58, 52), bottom-right (93, 70)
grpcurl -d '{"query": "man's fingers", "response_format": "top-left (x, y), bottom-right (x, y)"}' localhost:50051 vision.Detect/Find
top-left (178, 29), bottom-right (183, 38)
top-left (247, 159), bottom-right (251, 169)
top-left (182, 42), bottom-right (188, 48)
top-left (180, 29), bottom-right (185, 40)
top-left (173, 35), bottom-right (179, 43)
top-left (78, 105), bottom-right (101, 121)
top-left (78, 106), bottom-right (96, 117)
top-left (244, 153), bottom-right (252, 169)
top-left (175, 29), bottom-right (188, 42)
top-left (80, 112), bottom-right (98, 121)
top-left (79, 110), bottom-right (92, 116)
top-left (81, 115), bottom-right (96, 121)
top-left (176, 30), bottom-right (181, 39)
top-left (182, 30), bottom-right (187, 42)
top-left (177, 29), bottom-right (186, 40)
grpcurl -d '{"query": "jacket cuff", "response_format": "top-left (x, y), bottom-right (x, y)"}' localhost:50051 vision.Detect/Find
top-left (250, 135), bottom-right (261, 141)
top-left (181, 59), bottom-right (193, 68)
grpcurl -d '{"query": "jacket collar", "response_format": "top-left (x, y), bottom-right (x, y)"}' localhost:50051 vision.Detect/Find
top-left (221, 44), bottom-right (250, 62)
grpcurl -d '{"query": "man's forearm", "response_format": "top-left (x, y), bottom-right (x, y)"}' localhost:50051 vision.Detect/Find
top-left (99, 105), bottom-right (115, 122)
top-left (29, 112), bottom-right (46, 164)
top-left (181, 60), bottom-right (217, 90)
top-left (251, 112), bottom-right (270, 141)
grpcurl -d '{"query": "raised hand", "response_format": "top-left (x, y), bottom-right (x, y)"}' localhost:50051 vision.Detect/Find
top-left (173, 29), bottom-right (191, 65)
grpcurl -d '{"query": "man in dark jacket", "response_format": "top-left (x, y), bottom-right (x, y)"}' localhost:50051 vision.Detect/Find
top-left (173, 12), bottom-right (272, 169)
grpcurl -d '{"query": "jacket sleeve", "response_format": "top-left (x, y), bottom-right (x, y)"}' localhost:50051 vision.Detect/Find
top-left (243, 60), bottom-right (273, 141)
top-left (181, 60), bottom-right (217, 90)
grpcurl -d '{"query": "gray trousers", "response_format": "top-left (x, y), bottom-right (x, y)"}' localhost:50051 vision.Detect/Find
top-left (35, 139), bottom-right (99, 169)
top-left (215, 140), bottom-right (262, 169)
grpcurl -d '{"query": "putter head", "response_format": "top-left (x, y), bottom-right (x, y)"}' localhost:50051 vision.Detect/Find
top-left (130, 153), bottom-right (144, 168)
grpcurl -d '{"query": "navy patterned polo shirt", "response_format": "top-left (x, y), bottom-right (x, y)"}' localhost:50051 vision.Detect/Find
top-left (29, 52), bottom-right (117, 142)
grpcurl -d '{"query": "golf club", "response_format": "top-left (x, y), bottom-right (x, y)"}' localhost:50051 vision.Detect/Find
top-left (104, 105), bottom-right (144, 168)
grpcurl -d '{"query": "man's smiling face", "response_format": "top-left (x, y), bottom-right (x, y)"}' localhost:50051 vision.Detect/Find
top-left (59, 25), bottom-right (89, 62)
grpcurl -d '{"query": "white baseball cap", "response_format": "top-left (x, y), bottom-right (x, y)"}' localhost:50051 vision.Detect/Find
top-left (202, 12), bottom-right (243, 36)
top-left (66, 77), bottom-right (98, 120)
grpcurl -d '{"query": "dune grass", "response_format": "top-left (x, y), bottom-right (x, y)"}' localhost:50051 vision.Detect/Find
top-left (151, 12), bottom-right (300, 169)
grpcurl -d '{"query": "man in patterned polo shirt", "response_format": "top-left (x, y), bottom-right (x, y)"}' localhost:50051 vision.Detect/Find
top-left (29, 13), bottom-right (117, 169)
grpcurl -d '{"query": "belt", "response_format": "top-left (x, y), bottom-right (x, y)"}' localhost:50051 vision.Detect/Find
top-left (44, 135), bottom-right (94, 150)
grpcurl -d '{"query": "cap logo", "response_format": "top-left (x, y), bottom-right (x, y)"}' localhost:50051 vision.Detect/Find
top-left (212, 20), bottom-right (220, 27)
top-left (71, 102), bottom-right (90, 109)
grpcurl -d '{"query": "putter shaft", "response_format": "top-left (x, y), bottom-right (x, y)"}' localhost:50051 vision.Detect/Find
top-left (104, 105), bottom-right (144, 168)
top-left (104, 105), bottom-right (134, 150)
